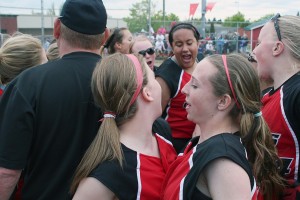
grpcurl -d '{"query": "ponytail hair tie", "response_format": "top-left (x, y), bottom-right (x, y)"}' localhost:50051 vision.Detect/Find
top-left (254, 111), bottom-right (262, 118)
top-left (99, 112), bottom-right (116, 122)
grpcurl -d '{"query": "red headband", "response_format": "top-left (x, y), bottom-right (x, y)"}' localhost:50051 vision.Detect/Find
top-left (222, 55), bottom-right (241, 109)
top-left (126, 54), bottom-right (143, 106)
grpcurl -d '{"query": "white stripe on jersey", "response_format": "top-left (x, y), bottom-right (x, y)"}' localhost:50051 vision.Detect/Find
top-left (280, 87), bottom-right (299, 180)
top-left (136, 153), bottom-right (142, 200)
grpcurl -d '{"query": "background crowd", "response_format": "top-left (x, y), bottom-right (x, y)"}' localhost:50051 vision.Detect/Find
top-left (0, 0), bottom-right (299, 200)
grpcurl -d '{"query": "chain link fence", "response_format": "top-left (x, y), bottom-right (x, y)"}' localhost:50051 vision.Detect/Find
top-left (149, 20), bottom-right (258, 55)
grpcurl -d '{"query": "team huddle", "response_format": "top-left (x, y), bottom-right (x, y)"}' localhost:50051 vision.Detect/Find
top-left (0, 0), bottom-right (300, 200)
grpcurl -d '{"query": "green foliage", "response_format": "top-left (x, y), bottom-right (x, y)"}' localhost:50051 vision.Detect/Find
top-left (124, 0), bottom-right (150, 33)
top-left (152, 12), bottom-right (179, 32)
top-left (223, 11), bottom-right (250, 28)
top-left (253, 14), bottom-right (275, 22)
top-left (124, 0), bottom-right (179, 33)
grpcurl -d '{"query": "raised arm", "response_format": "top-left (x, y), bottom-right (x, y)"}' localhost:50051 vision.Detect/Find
top-left (156, 77), bottom-right (171, 112)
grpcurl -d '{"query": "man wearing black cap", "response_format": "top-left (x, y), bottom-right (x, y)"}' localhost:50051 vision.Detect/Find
top-left (0, 0), bottom-right (108, 199)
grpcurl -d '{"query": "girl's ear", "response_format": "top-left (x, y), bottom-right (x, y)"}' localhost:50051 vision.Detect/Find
top-left (114, 42), bottom-right (122, 51)
top-left (273, 41), bottom-right (284, 56)
top-left (141, 87), bottom-right (154, 102)
top-left (217, 94), bottom-right (232, 111)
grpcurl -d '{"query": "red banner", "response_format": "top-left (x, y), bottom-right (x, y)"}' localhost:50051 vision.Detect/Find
top-left (206, 2), bottom-right (216, 12)
top-left (189, 3), bottom-right (199, 16)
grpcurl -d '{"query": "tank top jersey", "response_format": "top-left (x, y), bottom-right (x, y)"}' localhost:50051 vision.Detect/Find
top-left (89, 133), bottom-right (177, 200)
top-left (161, 133), bottom-right (258, 200)
top-left (262, 73), bottom-right (300, 199)
top-left (155, 58), bottom-right (196, 139)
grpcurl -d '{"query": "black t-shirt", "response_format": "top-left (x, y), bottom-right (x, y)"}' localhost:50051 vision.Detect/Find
top-left (0, 52), bottom-right (102, 200)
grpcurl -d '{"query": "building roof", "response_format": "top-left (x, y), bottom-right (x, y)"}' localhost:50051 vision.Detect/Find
top-left (0, 14), bottom-right (18, 17)
top-left (244, 18), bottom-right (270, 31)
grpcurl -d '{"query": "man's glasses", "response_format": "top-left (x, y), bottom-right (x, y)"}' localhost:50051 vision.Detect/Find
top-left (271, 13), bottom-right (281, 41)
top-left (138, 47), bottom-right (155, 57)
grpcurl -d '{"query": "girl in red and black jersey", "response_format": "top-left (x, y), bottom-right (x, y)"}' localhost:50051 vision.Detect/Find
top-left (161, 54), bottom-right (285, 200)
top-left (253, 14), bottom-right (300, 200)
top-left (155, 23), bottom-right (202, 153)
top-left (71, 53), bottom-right (177, 200)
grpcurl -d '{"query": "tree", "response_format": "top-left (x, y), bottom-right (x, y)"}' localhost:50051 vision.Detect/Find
top-left (124, 0), bottom-right (179, 33)
top-left (151, 11), bottom-right (179, 32)
top-left (223, 11), bottom-right (250, 28)
top-left (253, 14), bottom-right (275, 22)
top-left (124, 0), bottom-right (156, 33)
top-left (209, 22), bottom-right (215, 34)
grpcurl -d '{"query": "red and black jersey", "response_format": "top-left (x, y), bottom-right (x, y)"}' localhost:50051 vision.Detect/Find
top-left (262, 73), bottom-right (300, 199)
top-left (89, 133), bottom-right (177, 200)
top-left (161, 133), bottom-right (258, 200)
top-left (155, 58), bottom-right (196, 140)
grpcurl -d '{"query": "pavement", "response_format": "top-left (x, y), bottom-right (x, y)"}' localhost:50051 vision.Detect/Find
top-left (154, 58), bottom-right (165, 67)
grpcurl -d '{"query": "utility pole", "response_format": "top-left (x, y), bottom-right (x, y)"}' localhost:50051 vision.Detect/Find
top-left (148, 0), bottom-right (151, 36)
top-left (201, 0), bottom-right (206, 38)
top-left (163, 0), bottom-right (165, 28)
top-left (234, 0), bottom-right (240, 12)
top-left (41, 0), bottom-right (45, 46)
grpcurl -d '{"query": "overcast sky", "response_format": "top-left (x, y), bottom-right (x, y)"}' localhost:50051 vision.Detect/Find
top-left (1, 0), bottom-right (299, 21)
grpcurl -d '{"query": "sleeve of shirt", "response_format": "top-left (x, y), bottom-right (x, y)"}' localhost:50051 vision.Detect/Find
top-left (89, 156), bottom-right (138, 200)
top-left (0, 80), bottom-right (35, 170)
top-left (155, 59), bottom-right (181, 98)
top-left (292, 86), bottom-right (300, 136)
top-left (283, 83), bottom-right (300, 138)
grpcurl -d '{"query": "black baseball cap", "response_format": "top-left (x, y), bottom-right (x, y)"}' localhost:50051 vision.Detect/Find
top-left (59, 0), bottom-right (107, 35)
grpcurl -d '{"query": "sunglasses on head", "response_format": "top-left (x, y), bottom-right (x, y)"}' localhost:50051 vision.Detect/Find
top-left (138, 47), bottom-right (155, 56)
top-left (271, 13), bottom-right (281, 41)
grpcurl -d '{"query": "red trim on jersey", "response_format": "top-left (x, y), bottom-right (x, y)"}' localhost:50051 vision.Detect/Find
top-left (161, 142), bottom-right (195, 200)
top-left (162, 138), bottom-right (259, 200)
top-left (138, 134), bottom-right (177, 199)
top-left (166, 71), bottom-right (195, 139)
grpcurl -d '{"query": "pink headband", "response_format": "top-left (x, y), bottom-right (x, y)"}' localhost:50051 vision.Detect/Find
top-left (222, 55), bottom-right (241, 109)
top-left (126, 54), bottom-right (143, 106)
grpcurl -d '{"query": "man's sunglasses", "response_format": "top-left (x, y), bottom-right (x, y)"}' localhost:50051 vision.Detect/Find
top-left (271, 13), bottom-right (281, 41)
top-left (138, 47), bottom-right (155, 56)
top-left (248, 53), bottom-right (257, 63)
